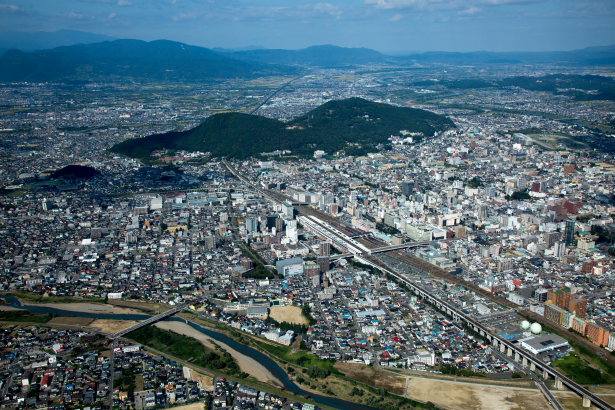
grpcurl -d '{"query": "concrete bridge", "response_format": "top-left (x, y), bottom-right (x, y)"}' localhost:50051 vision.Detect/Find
top-left (111, 304), bottom-right (189, 339)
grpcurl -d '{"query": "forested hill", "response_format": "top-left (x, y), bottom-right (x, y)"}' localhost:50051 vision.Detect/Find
top-left (110, 98), bottom-right (454, 159)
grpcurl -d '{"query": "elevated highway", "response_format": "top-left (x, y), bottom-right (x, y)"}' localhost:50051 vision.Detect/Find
top-left (357, 254), bottom-right (610, 410)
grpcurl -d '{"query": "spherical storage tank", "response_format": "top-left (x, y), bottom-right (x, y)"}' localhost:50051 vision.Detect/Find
top-left (521, 320), bottom-right (531, 330)
top-left (530, 322), bottom-right (542, 334)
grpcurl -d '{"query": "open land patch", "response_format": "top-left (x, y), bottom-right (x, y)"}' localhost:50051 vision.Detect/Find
top-left (407, 376), bottom-right (549, 410)
top-left (22, 302), bottom-right (142, 315)
top-left (269, 305), bottom-right (309, 325)
top-left (89, 319), bottom-right (139, 334)
top-left (47, 316), bottom-right (93, 327)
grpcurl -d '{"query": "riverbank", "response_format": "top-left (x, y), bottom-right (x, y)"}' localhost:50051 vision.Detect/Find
top-left (19, 302), bottom-right (142, 315)
top-left (154, 321), bottom-right (283, 387)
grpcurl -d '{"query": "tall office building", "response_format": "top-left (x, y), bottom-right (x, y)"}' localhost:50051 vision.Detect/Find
top-left (266, 215), bottom-right (277, 230)
top-left (565, 219), bottom-right (576, 246)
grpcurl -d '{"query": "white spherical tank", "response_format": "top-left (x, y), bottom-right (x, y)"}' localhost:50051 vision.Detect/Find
top-left (521, 320), bottom-right (531, 330)
top-left (530, 322), bottom-right (542, 335)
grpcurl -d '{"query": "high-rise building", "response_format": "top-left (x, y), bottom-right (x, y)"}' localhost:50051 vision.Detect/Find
top-left (565, 219), bottom-right (576, 246)
top-left (544, 303), bottom-right (566, 325)
top-left (547, 287), bottom-right (571, 310)
top-left (275, 218), bottom-right (285, 232)
top-left (305, 262), bottom-right (320, 288)
top-left (477, 205), bottom-right (488, 220)
top-left (317, 256), bottom-right (330, 273)
top-left (329, 203), bottom-right (339, 216)
top-left (569, 296), bottom-right (587, 319)
top-left (246, 217), bottom-right (258, 233)
top-left (42, 198), bottom-right (53, 211)
top-left (281, 202), bottom-right (294, 219)
top-left (266, 215), bottom-right (277, 230)
top-left (319, 241), bottom-right (331, 257)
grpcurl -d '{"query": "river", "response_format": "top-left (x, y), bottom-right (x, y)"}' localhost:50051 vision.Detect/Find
top-left (3, 296), bottom-right (379, 410)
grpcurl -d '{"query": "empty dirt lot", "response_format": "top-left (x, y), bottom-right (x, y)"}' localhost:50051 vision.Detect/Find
top-left (408, 377), bottom-right (550, 410)
top-left (269, 305), bottom-right (309, 325)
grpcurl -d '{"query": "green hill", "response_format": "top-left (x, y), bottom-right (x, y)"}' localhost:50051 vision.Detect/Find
top-left (50, 164), bottom-right (100, 179)
top-left (110, 98), bottom-right (454, 159)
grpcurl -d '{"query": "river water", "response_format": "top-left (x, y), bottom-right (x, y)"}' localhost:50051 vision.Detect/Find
top-left (3, 296), bottom-right (379, 410)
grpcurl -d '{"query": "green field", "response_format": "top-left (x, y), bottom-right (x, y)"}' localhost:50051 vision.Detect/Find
top-left (253, 340), bottom-right (338, 376)
top-left (3, 292), bottom-right (106, 304)
top-left (127, 326), bottom-right (242, 376)
top-left (0, 310), bottom-right (53, 323)
top-left (554, 353), bottom-right (615, 384)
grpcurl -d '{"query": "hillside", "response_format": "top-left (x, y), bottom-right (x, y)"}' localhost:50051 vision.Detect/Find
top-left (0, 29), bottom-right (115, 51)
top-left (0, 39), bottom-right (295, 82)
top-left (110, 98), bottom-right (454, 159)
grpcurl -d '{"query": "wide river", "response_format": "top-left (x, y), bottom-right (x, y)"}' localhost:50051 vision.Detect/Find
top-left (3, 296), bottom-right (379, 410)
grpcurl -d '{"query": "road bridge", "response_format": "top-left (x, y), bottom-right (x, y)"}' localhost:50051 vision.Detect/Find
top-left (370, 240), bottom-right (437, 254)
top-left (111, 304), bottom-right (189, 339)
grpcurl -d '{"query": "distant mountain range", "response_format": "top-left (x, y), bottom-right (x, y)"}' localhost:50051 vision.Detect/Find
top-left (398, 45), bottom-right (615, 66)
top-left (0, 31), bottom-right (613, 82)
top-left (223, 45), bottom-right (389, 67)
top-left (0, 29), bottom-right (115, 52)
top-left (110, 97), bottom-right (454, 159)
top-left (0, 39), bottom-right (294, 82)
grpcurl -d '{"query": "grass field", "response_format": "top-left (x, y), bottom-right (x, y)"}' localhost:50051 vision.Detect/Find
top-left (127, 326), bottom-right (242, 376)
top-left (253, 340), bottom-right (338, 374)
top-left (554, 353), bottom-right (615, 384)
top-left (3, 291), bottom-right (105, 304)
top-left (0, 310), bottom-right (52, 323)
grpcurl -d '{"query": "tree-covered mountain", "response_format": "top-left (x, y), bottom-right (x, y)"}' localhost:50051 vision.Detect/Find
top-left (110, 97), bottom-right (454, 159)
top-left (0, 39), bottom-right (295, 82)
top-left (226, 45), bottom-right (388, 67)
top-left (0, 29), bottom-right (115, 51)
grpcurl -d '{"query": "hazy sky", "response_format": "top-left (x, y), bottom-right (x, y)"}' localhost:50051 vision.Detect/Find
top-left (0, 0), bottom-right (614, 52)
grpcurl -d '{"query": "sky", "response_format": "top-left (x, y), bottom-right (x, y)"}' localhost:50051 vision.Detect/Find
top-left (0, 0), bottom-right (614, 52)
